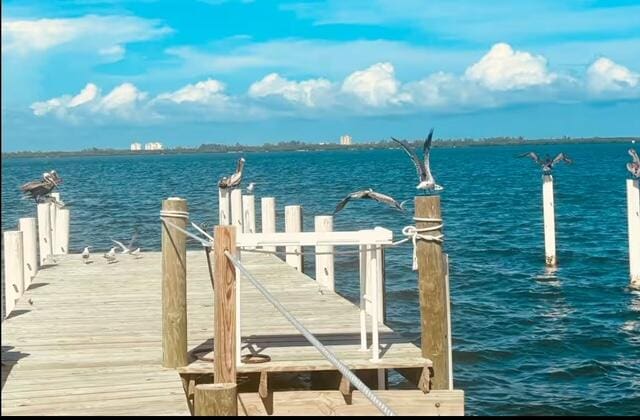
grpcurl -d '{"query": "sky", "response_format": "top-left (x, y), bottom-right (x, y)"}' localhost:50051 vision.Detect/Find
top-left (1, 0), bottom-right (639, 151)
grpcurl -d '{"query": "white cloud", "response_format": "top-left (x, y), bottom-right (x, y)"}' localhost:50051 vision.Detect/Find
top-left (587, 57), bottom-right (639, 93)
top-left (99, 83), bottom-right (147, 112)
top-left (69, 83), bottom-right (100, 108)
top-left (248, 73), bottom-right (333, 107)
top-left (341, 62), bottom-right (411, 107)
top-left (155, 79), bottom-right (229, 105)
top-left (98, 45), bottom-right (126, 61)
top-left (464, 43), bottom-right (557, 91)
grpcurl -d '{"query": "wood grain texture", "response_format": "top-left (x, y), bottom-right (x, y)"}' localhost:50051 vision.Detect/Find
top-left (214, 225), bottom-right (237, 384)
top-left (194, 383), bottom-right (237, 416)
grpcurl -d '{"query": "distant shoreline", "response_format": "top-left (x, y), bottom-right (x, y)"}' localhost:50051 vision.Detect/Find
top-left (2, 137), bottom-right (636, 159)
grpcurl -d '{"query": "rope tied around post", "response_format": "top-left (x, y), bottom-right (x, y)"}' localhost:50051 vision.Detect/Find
top-left (392, 217), bottom-right (444, 271)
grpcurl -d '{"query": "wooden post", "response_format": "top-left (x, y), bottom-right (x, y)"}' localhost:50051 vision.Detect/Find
top-left (18, 218), bottom-right (38, 290)
top-left (50, 192), bottom-right (60, 248)
top-left (315, 215), bottom-right (334, 291)
top-left (54, 208), bottom-right (70, 254)
top-left (242, 194), bottom-right (256, 235)
top-left (285, 205), bottom-right (303, 272)
top-left (261, 197), bottom-right (276, 252)
top-left (542, 174), bottom-right (557, 267)
top-left (3, 231), bottom-right (24, 317)
top-left (230, 189), bottom-right (243, 232)
top-left (37, 202), bottom-right (53, 265)
top-left (214, 226), bottom-right (237, 384)
top-left (415, 196), bottom-right (450, 390)
top-left (161, 197), bottom-right (189, 368)
top-left (627, 179), bottom-right (640, 289)
top-left (219, 188), bottom-right (230, 226)
top-left (194, 383), bottom-right (237, 416)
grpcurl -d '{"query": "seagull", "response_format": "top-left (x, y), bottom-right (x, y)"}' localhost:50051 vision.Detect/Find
top-left (246, 182), bottom-right (255, 194)
top-left (218, 157), bottom-right (245, 190)
top-left (81, 246), bottom-right (92, 264)
top-left (103, 247), bottom-right (118, 264)
top-left (391, 129), bottom-right (443, 194)
top-left (519, 152), bottom-right (572, 174)
top-left (627, 148), bottom-right (640, 179)
top-left (112, 229), bottom-right (139, 254)
top-left (20, 170), bottom-right (62, 203)
top-left (333, 188), bottom-right (408, 214)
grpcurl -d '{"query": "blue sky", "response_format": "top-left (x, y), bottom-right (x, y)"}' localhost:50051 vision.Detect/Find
top-left (2, 0), bottom-right (639, 151)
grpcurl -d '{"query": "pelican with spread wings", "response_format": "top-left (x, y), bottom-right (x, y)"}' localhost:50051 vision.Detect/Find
top-left (20, 170), bottom-right (62, 203)
top-left (333, 188), bottom-right (408, 214)
top-left (519, 152), bottom-right (572, 174)
top-left (391, 129), bottom-right (442, 194)
top-left (218, 157), bottom-right (245, 190)
top-left (627, 148), bottom-right (640, 179)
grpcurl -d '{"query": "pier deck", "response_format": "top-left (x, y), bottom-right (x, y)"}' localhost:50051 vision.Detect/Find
top-left (2, 251), bottom-right (460, 416)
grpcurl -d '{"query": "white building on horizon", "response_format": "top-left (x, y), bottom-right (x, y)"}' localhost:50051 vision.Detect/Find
top-left (144, 142), bottom-right (164, 151)
top-left (130, 142), bottom-right (142, 151)
top-left (340, 135), bottom-right (352, 145)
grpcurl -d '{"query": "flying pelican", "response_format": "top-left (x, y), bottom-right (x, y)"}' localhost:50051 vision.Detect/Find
top-left (103, 247), bottom-right (118, 264)
top-left (112, 229), bottom-right (139, 254)
top-left (20, 170), bottom-right (62, 203)
top-left (628, 148), bottom-right (640, 179)
top-left (246, 182), bottom-right (255, 194)
top-left (81, 246), bottom-right (92, 264)
top-left (333, 188), bottom-right (408, 214)
top-left (519, 152), bottom-right (572, 173)
top-left (218, 157), bottom-right (245, 189)
top-left (391, 129), bottom-right (443, 194)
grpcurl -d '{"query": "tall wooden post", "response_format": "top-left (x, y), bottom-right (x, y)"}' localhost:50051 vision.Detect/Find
top-left (230, 189), bottom-right (243, 232)
top-left (542, 174), bottom-right (557, 267)
top-left (194, 383), bottom-right (238, 416)
top-left (219, 188), bottom-right (230, 226)
top-left (242, 195), bottom-right (256, 235)
top-left (315, 215), bottom-right (334, 291)
top-left (37, 202), bottom-right (53, 265)
top-left (214, 226), bottom-right (237, 384)
top-left (627, 179), bottom-right (640, 289)
top-left (285, 205), bottom-right (303, 272)
top-left (3, 231), bottom-right (24, 317)
top-left (415, 196), bottom-right (450, 390)
top-left (54, 208), bottom-right (70, 254)
top-left (261, 197), bottom-right (276, 252)
top-left (18, 217), bottom-right (38, 290)
top-left (161, 197), bottom-right (189, 368)
top-left (50, 192), bottom-right (60, 248)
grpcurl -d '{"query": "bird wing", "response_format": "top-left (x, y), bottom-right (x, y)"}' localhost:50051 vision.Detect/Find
top-left (128, 228), bottom-right (139, 250)
top-left (333, 194), bottom-right (353, 214)
top-left (629, 148), bottom-right (640, 164)
top-left (391, 137), bottom-right (427, 181)
top-left (333, 190), bottom-right (368, 214)
top-left (111, 239), bottom-right (128, 252)
top-left (368, 191), bottom-right (404, 211)
top-left (518, 152), bottom-right (540, 163)
top-left (552, 152), bottom-right (572, 165)
top-left (422, 129), bottom-right (435, 181)
top-left (21, 180), bottom-right (45, 192)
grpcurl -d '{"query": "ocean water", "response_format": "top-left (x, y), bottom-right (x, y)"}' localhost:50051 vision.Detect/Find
top-left (2, 143), bottom-right (639, 415)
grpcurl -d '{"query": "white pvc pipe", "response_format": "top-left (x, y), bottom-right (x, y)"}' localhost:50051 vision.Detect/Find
top-left (627, 179), bottom-right (640, 289)
top-left (260, 197), bottom-right (276, 253)
top-left (3, 231), bottom-right (24, 317)
top-left (315, 215), bottom-right (334, 291)
top-left (18, 217), bottom-right (38, 289)
top-left (218, 188), bottom-right (230, 226)
top-left (230, 189), bottom-right (243, 232)
top-left (359, 245), bottom-right (367, 351)
top-left (543, 174), bottom-right (557, 267)
top-left (55, 208), bottom-right (70, 254)
top-left (284, 205), bottom-right (303, 272)
top-left (37, 202), bottom-right (53, 265)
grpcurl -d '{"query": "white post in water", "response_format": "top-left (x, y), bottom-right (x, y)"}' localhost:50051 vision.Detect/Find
top-left (18, 217), bottom-right (38, 290)
top-left (627, 179), bottom-right (640, 289)
top-left (37, 202), bottom-right (53, 265)
top-left (218, 188), bottom-right (230, 226)
top-left (542, 174), bottom-right (557, 267)
top-left (314, 215), bottom-right (334, 291)
top-left (242, 195), bottom-right (256, 235)
top-left (55, 208), bottom-right (70, 254)
top-left (261, 197), bottom-right (276, 252)
top-left (230, 189), bottom-right (243, 232)
top-left (285, 205), bottom-right (303, 272)
top-left (3, 231), bottom-right (24, 317)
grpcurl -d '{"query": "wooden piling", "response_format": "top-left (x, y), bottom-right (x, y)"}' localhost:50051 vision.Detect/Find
top-left (627, 179), bottom-right (640, 289)
top-left (54, 208), bottom-right (70, 254)
top-left (219, 188), bottom-right (230, 226)
top-left (415, 196), bottom-right (450, 390)
top-left (314, 215), bottom-right (334, 291)
top-left (161, 197), bottom-right (189, 368)
top-left (194, 383), bottom-right (238, 416)
top-left (18, 218), bottom-right (38, 290)
top-left (50, 192), bottom-right (60, 247)
top-left (230, 189), bottom-right (243, 232)
top-left (542, 174), bottom-right (557, 267)
top-left (285, 205), bottom-right (303, 272)
top-left (242, 195), bottom-right (256, 235)
top-left (37, 202), bottom-right (53, 265)
top-left (214, 225), bottom-right (237, 384)
top-left (3, 231), bottom-right (24, 317)
top-left (261, 197), bottom-right (276, 252)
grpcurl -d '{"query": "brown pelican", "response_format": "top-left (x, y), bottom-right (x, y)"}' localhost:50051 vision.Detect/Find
top-left (628, 148), bottom-right (640, 179)
top-left (519, 152), bottom-right (572, 173)
top-left (333, 188), bottom-right (408, 214)
top-left (218, 157), bottom-right (245, 189)
top-left (391, 129), bottom-right (443, 194)
top-left (20, 170), bottom-right (62, 202)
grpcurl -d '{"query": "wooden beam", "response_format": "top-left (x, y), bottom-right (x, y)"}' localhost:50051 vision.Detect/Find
top-left (315, 215), bottom-right (334, 291)
top-left (285, 205), bottom-right (303, 272)
top-left (194, 383), bottom-right (237, 416)
top-left (218, 188), bottom-right (230, 226)
top-left (18, 217), bottom-right (38, 290)
top-left (37, 202), bottom-right (53, 265)
top-left (214, 225), bottom-right (237, 384)
top-left (3, 231), bottom-right (24, 317)
top-left (238, 227), bottom-right (393, 248)
top-left (260, 197), bottom-right (276, 253)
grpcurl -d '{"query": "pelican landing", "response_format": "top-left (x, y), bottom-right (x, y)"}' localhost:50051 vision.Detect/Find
top-left (2, 190), bottom-right (465, 416)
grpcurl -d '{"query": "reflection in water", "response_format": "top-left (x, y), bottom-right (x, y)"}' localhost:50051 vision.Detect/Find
top-left (534, 265), bottom-right (559, 283)
top-left (621, 291), bottom-right (640, 338)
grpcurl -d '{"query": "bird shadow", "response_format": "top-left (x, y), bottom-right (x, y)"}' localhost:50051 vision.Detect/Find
top-left (4, 309), bottom-right (31, 320)
top-left (1, 346), bottom-right (30, 391)
top-left (27, 282), bottom-right (49, 290)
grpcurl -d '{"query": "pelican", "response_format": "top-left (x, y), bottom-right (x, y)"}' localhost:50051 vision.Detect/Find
top-left (627, 148), bottom-right (640, 179)
top-left (333, 188), bottom-right (408, 214)
top-left (519, 152), bottom-right (572, 174)
top-left (112, 229), bottom-right (138, 254)
top-left (20, 170), bottom-right (62, 203)
top-left (246, 182), bottom-right (255, 194)
top-left (103, 247), bottom-right (117, 264)
top-left (81, 246), bottom-right (92, 264)
top-left (218, 157), bottom-right (245, 189)
top-left (391, 129), bottom-right (443, 194)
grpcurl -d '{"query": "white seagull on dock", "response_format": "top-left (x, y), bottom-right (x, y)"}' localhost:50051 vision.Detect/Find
top-left (391, 129), bottom-right (443, 194)
top-left (81, 246), bottom-right (92, 264)
top-left (246, 182), bottom-right (255, 194)
top-left (103, 247), bottom-right (118, 264)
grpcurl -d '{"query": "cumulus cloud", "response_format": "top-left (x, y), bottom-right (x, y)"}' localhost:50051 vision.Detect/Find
top-left (248, 73), bottom-right (333, 107)
top-left (464, 43), bottom-right (557, 91)
top-left (155, 79), bottom-right (229, 105)
top-left (68, 83), bottom-right (100, 108)
top-left (341, 62), bottom-right (411, 106)
top-left (587, 57), bottom-right (639, 94)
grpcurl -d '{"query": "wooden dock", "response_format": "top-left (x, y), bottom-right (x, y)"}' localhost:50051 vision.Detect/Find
top-left (1, 250), bottom-right (463, 416)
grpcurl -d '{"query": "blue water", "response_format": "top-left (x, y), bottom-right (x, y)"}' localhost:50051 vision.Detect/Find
top-left (2, 143), bottom-right (639, 415)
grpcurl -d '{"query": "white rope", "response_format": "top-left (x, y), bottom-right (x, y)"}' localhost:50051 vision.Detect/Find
top-left (191, 221), bottom-right (215, 242)
top-left (391, 217), bottom-right (444, 271)
top-left (159, 210), bottom-right (190, 219)
top-left (160, 217), bottom-right (213, 247)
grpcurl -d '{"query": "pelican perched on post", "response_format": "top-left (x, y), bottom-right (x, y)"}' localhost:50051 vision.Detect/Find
top-left (518, 152), bottom-right (572, 174)
top-left (333, 188), bottom-right (408, 214)
top-left (218, 157), bottom-right (245, 190)
top-left (20, 170), bottom-right (62, 203)
top-left (391, 129), bottom-right (443, 194)
top-left (627, 148), bottom-right (640, 179)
